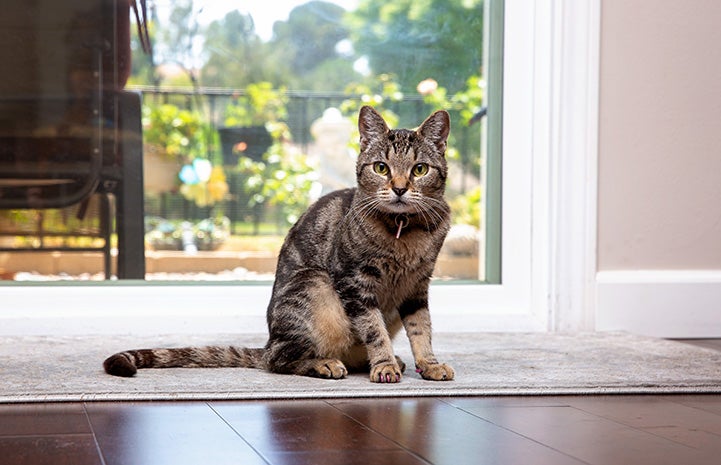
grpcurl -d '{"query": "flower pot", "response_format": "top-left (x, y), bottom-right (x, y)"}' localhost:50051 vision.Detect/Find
top-left (143, 145), bottom-right (180, 194)
top-left (218, 126), bottom-right (273, 165)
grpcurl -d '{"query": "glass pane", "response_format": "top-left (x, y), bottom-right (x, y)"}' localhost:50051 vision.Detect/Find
top-left (0, 0), bottom-right (493, 283)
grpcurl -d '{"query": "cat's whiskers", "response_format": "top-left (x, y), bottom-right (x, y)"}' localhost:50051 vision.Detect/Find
top-left (425, 206), bottom-right (447, 229)
top-left (405, 192), bottom-right (432, 229)
top-left (410, 193), bottom-right (446, 229)
top-left (417, 194), bottom-right (447, 213)
top-left (348, 201), bottom-right (376, 225)
top-left (348, 194), bottom-right (384, 225)
top-left (410, 203), bottom-right (430, 230)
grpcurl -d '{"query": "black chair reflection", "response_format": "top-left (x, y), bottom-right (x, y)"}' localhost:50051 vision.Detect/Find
top-left (0, 0), bottom-right (145, 279)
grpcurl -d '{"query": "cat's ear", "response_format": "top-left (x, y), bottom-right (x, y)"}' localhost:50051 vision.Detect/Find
top-left (417, 110), bottom-right (451, 154)
top-left (358, 105), bottom-right (389, 152)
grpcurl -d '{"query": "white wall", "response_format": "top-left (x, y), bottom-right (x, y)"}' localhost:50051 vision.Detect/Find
top-left (597, 0), bottom-right (721, 271)
top-left (596, 0), bottom-right (721, 336)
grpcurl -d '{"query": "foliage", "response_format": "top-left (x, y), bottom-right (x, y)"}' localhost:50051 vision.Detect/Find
top-left (201, 10), bottom-right (270, 87)
top-left (339, 74), bottom-right (403, 153)
top-left (238, 139), bottom-right (316, 227)
top-left (224, 82), bottom-right (316, 227)
top-left (127, 16), bottom-right (157, 86)
top-left (341, 74), bottom-right (403, 122)
top-left (449, 186), bottom-right (482, 227)
top-left (0, 209), bottom-right (35, 224)
top-left (270, 2), bottom-right (349, 75)
top-left (142, 103), bottom-right (208, 161)
top-left (347, 0), bottom-right (484, 94)
top-left (295, 58), bottom-right (359, 92)
top-left (201, 2), bottom-right (357, 90)
top-left (420, 75), bottom-right (485, 126)
top-left (158, 0), bottom-right (203, 82)
top-left (130, 0), bottom-right (484, 95)
top-left (224, 82), bottom-right (289, 127)
top-left (265, 1), bottom-right (358, 90)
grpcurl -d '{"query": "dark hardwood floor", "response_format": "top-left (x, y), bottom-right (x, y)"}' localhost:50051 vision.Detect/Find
top-left (2, 339), bottom-right (720, 465)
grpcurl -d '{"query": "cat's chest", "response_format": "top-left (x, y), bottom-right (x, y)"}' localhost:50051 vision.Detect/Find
top-left (332, 213), bottom-right (445, 306)
top-left (368, 246), bottom-right (431, 307)
top-left (382, 226), bottom-right (440, 270)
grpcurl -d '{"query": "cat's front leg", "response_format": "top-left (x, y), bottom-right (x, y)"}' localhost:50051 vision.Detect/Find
top-left (400, 299), bottom-right (454, 381)
top-left (350, 308), bottom-right (403, 383)
top-left (337, 266), bottom-right (402, 382)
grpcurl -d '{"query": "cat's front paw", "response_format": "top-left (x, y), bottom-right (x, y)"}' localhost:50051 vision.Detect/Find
top-left (416, 362), bottom-right (455, 381)
top-left (370, 362), bottom-right (402, 383)
top-left (309, 359), bottom-right (348, 379)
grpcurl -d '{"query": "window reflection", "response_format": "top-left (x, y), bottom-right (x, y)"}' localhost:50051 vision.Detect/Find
top-left (0, 0), bottom-right (486, 282)
top-left (0, 0), bottom-right (145, 280)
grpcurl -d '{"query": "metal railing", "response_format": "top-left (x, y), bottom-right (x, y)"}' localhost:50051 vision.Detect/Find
top-left (129, 85), bottom-right (431, 152)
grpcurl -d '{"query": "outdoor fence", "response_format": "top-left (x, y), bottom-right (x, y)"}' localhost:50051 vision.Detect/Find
top-left (131, 85), bottom-right (431, 153)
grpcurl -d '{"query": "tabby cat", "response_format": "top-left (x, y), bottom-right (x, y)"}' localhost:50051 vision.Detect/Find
top-left (104, 105), bottom-right (454, 383)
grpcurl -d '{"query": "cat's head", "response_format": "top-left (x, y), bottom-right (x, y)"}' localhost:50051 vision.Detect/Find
top-left (356, 105), bottom-right (450, 216)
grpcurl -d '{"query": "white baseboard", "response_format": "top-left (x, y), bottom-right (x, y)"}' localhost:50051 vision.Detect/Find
top-left (596, 270), bottom-right (721, 338)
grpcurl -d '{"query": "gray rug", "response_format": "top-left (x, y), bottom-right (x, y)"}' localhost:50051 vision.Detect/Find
top-left (2, 332), bottom-right (721, 403)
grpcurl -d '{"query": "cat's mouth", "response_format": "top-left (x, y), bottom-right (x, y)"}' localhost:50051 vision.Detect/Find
top-left (383, 197), bottom-right (414, 213)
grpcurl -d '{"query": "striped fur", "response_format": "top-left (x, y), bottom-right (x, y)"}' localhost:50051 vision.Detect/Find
top-left (104, 106), bottom-right (454, 383)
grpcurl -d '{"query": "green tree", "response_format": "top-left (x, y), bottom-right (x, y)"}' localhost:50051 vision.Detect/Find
top-left (347, 0), bottom-right (484, 94)
top-left (201, 11), bottom-right (273, 87)
top-left (270, 2), bottom-right (347, 74)
top-left (159, 0), bottom-right (203, 84)
top-left (265, 1), bottom-right (358, 90)
top-left (128, 13), bottom-right (157, 85)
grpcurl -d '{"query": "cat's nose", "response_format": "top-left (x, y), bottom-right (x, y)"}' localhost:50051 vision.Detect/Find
top-left (392, 187), bottom-right (408, 197)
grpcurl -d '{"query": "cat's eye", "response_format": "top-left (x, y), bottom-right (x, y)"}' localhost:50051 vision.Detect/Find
top-left (373, 162), bottom-right (390, 176)
top-left (412, 163), bottom-right (429, 177)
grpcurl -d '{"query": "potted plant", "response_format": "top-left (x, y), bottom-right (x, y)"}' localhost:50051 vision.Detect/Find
top-left (142, 103), bottom-right (208, 194)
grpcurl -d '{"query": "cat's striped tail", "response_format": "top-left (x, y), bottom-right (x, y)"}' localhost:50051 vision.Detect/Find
top-left (103, 346), bottom-right (266, 377)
